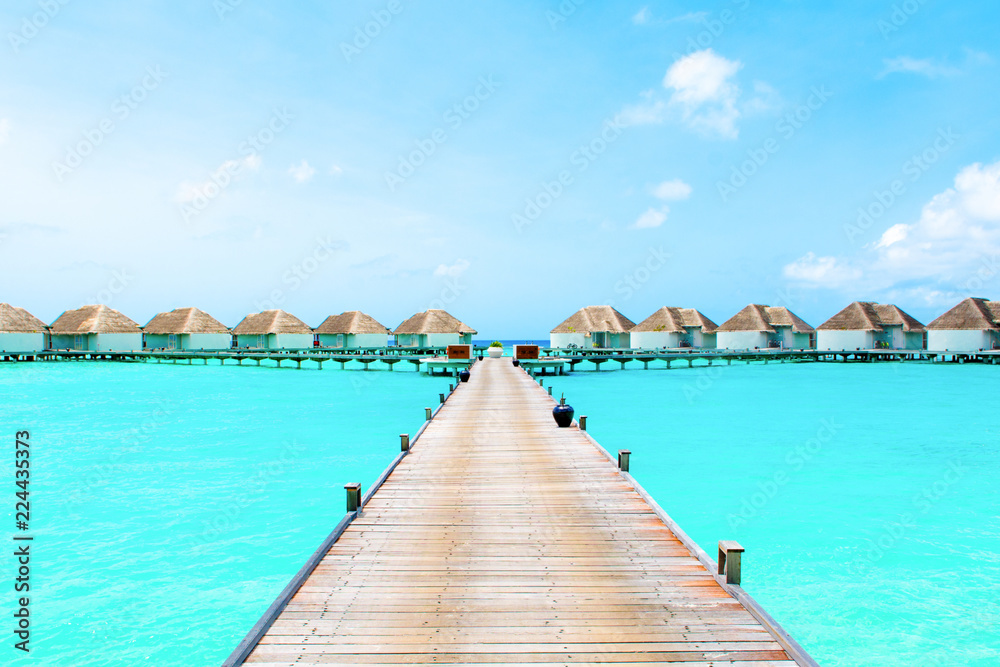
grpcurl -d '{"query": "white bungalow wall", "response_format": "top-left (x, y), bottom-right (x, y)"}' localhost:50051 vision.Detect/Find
top-left (927, 329), bottom-right (997, 351)
top-left (0, 333), bottom-right (45, 353)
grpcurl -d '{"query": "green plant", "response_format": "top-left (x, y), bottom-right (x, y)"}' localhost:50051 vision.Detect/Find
top-left (489, 341), bottom-right (503, 348)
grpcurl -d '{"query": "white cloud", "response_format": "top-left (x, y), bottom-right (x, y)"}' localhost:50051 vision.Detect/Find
top-left (783, 160), bottom-right (1000, 302)
top-left (632, 7), bottom-right (650, 24)
top-left (174, 154), bottom-right (261, 203)
top-left (652, 179), bottom-right (692, 201)
top-left (878, 56), bottom-right (961, 79)
top-left (0, 118), bottom-right (9, 144)
top-left (782, 252), bottom-right (862, 287)
top-left (330, 164), bottom-right (344, 176)
top-left (618, 97), bottom-right (667, 126)
top-left (288, 160), bottom-right (316, 183)
top-left (632, 207), bottom-right (668, 229)
top-left (433, 258), bottom-right (470, 278)
top-left (664, 49), bottom-right (743, 138)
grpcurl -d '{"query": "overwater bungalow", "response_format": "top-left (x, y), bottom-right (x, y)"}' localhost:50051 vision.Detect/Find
top-left (926, 297), bottom-right (1000, 351)
top-left (232, 310), bottom-right (313, 349)
top-left (717, 304), bottom-right (815, 350)
top-left (0, 303), bottom-right (48, 354)
top-left (817, 301), bottom-right (926, 351)
top-left (550, 305), bottom-right (635, 349)
top-left (143, 307), bottom-right (232, 350)
top-left (314, 311), bottom-right (390, 349)
top-left (629, 307), bottom-right (718, 349)
top-left (393, 309), bottom-right (476, 348)
top-left (49, 304), bottom-right (143, 351)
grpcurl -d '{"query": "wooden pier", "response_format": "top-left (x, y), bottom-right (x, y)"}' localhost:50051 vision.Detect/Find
top-left (225, 357), bottom-right (816, 666)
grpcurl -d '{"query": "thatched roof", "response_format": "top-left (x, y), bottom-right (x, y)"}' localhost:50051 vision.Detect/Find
top-left (143, 307), bottom-right (230, 334)
top-left (0, 303), bottom-right (48, 333)
top-left (818, 302), bottom-right (925, 332)
top-left (717, 304), bottom-right (814, 333)
top-left (551, 306), bottom-right (635, 334)
top-left (232, 310), bottom-right (312, 335)
top-left (50, 305), bottom-right (141, 334)
top-left (393, 310), bottom-right (477, 335)
top-left (630, 307), bottom-right (718, 334)
top-left (315, 311), bottom-right (390, 335)
top-left (927, 297), bottom-right (1000, 330)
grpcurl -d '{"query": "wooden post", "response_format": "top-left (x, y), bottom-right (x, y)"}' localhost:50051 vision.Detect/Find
top-left (547, 386), bottom-right (553, 396)
top-left (717, 541), bottom-right (744, 585)
top-left (439, 393), bottom-right (445, 404)
top-left (425, 407), bottom-right (432, 420)
top-left (400, 433), bottom-right (410, 452)
top-left (617, 449), bottom-right (630, 472)
top-left (345, 483), bottom-right (362, 513)
top-left (449, 383), bottom-right (454, 392)
top-left (579, 415), bottom-right (587, 431)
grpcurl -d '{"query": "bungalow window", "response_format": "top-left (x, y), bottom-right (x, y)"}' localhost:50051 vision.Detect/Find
top-left (337, 333), bottom-right (344, 348)
top-left (168, 334), bottom-right (177, 350)
top-left (256, 334), bottom-right (266, 349)
top-left (74, 334), bottom-right (82, 350)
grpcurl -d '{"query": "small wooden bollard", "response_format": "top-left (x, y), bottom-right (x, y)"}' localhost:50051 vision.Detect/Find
top-left (617, 449), bottom-right (630, 472)
top-left (547, 386), bottom-right (552, 396)
top-left (579, 415), bottom-right (587, 431)
top-left (718, 540), bottom-right (744, 585)
top-left (400, 433), bottom-right (410, 452)
top-left (425, 407), bottom-right (432, 420)
top-left (439, 393), bottom-right (445, 404)
top-left (449, 383), bottom-right (454, 392)
top-left (345, 483), bottom-right (362, 513)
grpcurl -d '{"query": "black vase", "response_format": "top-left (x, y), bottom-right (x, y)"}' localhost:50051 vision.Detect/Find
top-left (552, 397), bottom-right (574, 427)
top-left (459, 369), bottom-right (471, 383)
top-left (512, 359), bottom-right (520, 367)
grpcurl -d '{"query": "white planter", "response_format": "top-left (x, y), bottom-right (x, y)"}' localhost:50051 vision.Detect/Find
top-left (488, 347), bottom-right (503, 358)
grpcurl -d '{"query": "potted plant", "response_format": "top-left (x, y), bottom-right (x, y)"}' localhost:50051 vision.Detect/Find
top-left (488, 341), bottom-right (504, 358)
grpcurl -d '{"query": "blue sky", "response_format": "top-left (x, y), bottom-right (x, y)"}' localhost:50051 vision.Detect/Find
top-left (2, 0), bottom-right (999, 338)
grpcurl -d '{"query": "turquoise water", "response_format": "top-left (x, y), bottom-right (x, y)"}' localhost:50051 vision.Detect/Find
top-left (0, 361), bottom-right (445, 666)
top-left (550, 361), bottom-right (1000, 666)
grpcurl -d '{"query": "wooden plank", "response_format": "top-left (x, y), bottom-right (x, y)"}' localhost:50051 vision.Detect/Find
top-left (238, 358), bottom-right (812, 665)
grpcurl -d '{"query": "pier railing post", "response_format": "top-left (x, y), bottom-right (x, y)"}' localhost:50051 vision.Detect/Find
top-left (425, 407), bottom-right (432, 420)
top-left (617, 449), bottom-right (630, 472)
top-left (579, 415), bottom-right (587, 431)
top-left (400, 433), bottom-right (410, 452)
top-left (439, 393), bottom-right (445, 404)
top-left (345, 483), bottom-right (362, 513)
top-left (718, 541), bottom-right (744, 585)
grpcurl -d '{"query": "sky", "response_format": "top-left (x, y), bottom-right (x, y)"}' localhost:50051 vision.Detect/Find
top-left (1, 0), bottom-right (999, 338)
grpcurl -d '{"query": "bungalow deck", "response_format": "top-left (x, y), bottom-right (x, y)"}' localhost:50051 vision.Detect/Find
top-left (223, 357), bottom-right (816, 666)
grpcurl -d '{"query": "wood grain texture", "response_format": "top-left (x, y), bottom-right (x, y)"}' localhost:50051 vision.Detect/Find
top-left (244, 358), bottom-right (799, 665)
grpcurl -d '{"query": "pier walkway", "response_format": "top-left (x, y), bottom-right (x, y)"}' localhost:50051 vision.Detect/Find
top-left (228, 357), bottom-right (815, 665)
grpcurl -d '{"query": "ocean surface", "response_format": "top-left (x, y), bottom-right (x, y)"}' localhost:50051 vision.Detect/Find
top-left (549, 360), bottom-right (1000, 666)
top-left (2, 358), bottom-right (998, 665)
top-left (1, 361), bottom-right (449, 666)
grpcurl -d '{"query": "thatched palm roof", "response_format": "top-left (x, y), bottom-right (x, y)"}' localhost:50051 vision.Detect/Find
top-left (50, 305), bottom-right (141, 334)
top-left (551, 306), bottom-right (635, 334)
top-left (0, 303), bottom-right (48, 333)
top-left (315, 311), bottom-right (390, 335)
top-left (818, 302), bottom-right (925, 332)
top-left (717, 304), bottom-right (814, 333)
top-left (232, 310), bottom-right (312, 335)
top-left (393, 310), bottom-right (477, 335)
top-left (927, 297), bottom-right (1000, 330)
top-left (143, 307), bottom-right (230, 334)
top-left (631, 307), bottom-right (718, 334)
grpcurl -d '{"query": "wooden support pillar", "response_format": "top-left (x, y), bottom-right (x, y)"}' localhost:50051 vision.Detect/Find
top-left (425, 407), bottom-right (432, 420)
top-left (400, 434), bottom-right (410, 452)
top-left (718, 541), bottom-right (744, 585)
top-left (345, 483), bottom-right (362, 513)
top-left (617, 449), bottom-right (630, 472)
top-left (579, 415), bottom-right (587, 431)
top-left (317, 361), bottom-right (323, 370)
